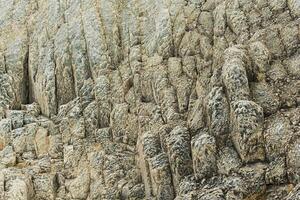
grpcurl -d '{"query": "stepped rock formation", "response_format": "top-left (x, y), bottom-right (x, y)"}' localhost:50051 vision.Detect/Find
top-left (0, 0), bottom-right (300, 199)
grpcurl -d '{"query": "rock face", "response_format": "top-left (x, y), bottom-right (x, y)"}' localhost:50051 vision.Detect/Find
top-left (0, 0), bottom-right (299, 199)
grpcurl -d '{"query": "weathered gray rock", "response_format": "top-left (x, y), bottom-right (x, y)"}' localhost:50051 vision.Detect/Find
top-left (206, 87), bottom-right (229, 140)
top-left (248, 41), bottom-right (270, 81)
top-left (0, 146), bottom-right (16, 167)
top-left (250, 82), bottom-right (279, 115)
top-left (191, 133), bottom-right (217, 179)
top-left (231, 100), bottom-right (265, 163)
top-left (33, 174), bottom-right (57, 200)
top-left (34, 127), bottom-right (49, 158)
top-left (238, 163), bottom-right (267, 199)
top-left (222, 46), bottom-right (250, 102)
top-left (67, 169), bottom-right (90, 199)
top-left (0, 0), bottom-right (299, 199)
top-left (266, 185), bottom-right (295, 200)
top-left (217, 146), bottom-right (242, 175)
top-left (285, 183), bottom-right (300, 200)
top-left (287, 138), bottom-right (300, 184)
top-left (166, 126), bottom-right (193, 191)
top-left (5, 174), bottom-right (34, 200)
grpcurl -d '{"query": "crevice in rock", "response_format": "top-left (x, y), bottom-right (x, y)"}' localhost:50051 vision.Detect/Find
top-left (3, 54), bottom-right (7, 74)
top-left (53, 46), bottom-right (59, 115)
top-left (23, 48), bottom-right (30, 104)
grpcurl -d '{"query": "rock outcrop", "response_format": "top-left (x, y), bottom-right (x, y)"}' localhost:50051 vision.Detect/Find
top-left (0, 0), bottom-right (299, 199)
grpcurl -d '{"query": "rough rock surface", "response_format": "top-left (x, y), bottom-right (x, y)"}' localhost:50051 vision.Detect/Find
top-left (0, 0), bottom-right (300, 199)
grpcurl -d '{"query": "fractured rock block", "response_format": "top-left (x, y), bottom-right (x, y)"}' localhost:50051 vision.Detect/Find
top-left (94, 75), bottom-right (111, 128)
top-left (67, 169), bottom-right (90, 200)
top-left (264, 115), bottom-right (292, 160)
top-left (285, 183), bottom-right (300, 200)
top-left (239, 163), bottom-right (267, 199)
top-left (280, 23), bottom-right (299, 55)
top-left (1, 1), bottom-right (300, 199)
top-left (168, 57), bottom-right (183, 78)
top-left (0, 107), bottom-right (4, 120)
top-left (0, 171), bottom-right (4, 199)
top-left (4, 27), bottom-right (29, 109)
top-left (265, 158), bottom-right (287, 185)
top-left (178, 187), bottom-right (225, 200)
top-left (199, 35), bottom-right (213, 60)
top-left (22, 103), bottom-right (41, 124)
top-left (191, 133), bottom-right (217, 179)
top-left (166, 126), bottom-right (193, 190)
top-left (198, 11), bottom-right (214, 37)
top-left (206, 87), bottom-right (229, 139)
top-left (0, 73), bottom-right (15, 109)
top-left (111, 103), bottom-right (137, 145)
top-left (0, 146), bottom-right (16, 167)
top-left (231, 100), bottom-right (265, 163)
top-left (29, 41), bottom-right (57, 117)
top-left (222, 46), bottom-right (250, 102)
top-left (217, 146), bottom-right (242, 175)
top-left (179, 31), bottom-right (201, 57)
top-left (11, 127), bottom-right (28, 154)
top-left (197, 188), bottom-right (225, 200)
top-left (33, 174), bottom-right (57, 200)
top-left (54, 23), bottom-right (76, 107)
top-left (63, 145), bottom-right (82, 173)
top-left (222, 176), bottom-right (245, 199)
top-left (265, 185), bottom-right (295, 200)
top-left (167, 57), bottom-right (193, 113)
top-left (5, 110), bottom-right (24, 129)
top-left (34, 127), bottom-right (49, 157)
top-left (177, 175), bottom-right (199, 196)
top-left (187, 99), bottom-right (205, 135)
top-left (142, 132), bottom-right (161, 159)
top-left (126, 183), bottom-right (146, 200)
top-left (69, 117), bottom-right (86, 140)
top-left (79, 78), bottom-right (94, 107)
top-left (213, 2), bottom-right (226, 36)
top-left (287, 0), bottom-right (300, 17)
top-left (269, 0), bottom-right (287, 12)
top-left (83, 101), bottom-right (99, 137)
top-left (151, 65), bottom-right (171, 106)
top-left (5, 176), bottom-right (34, 200)
top-left (286, 54), bottom-right (300, 78)
top-left (48, 134), bottom-right (63, 159)
top-left (0, 119), bottom-right (12, 150)
top-left (266, 61), bottom-right (287, 82)
top-left (182, 56), bottom-right (197, 79)
top-left (94, 128), bottom-right (112, 145)
top-left (250, 82), bottom-right (279, 115)
top-left (148, 153), bottom-right (175, 200)
top-left (287, 138), bottom-right (300, 184)
top-left (226, 3), bottom-right (249, 42)
top-left (256, 26), bottom-right (285, 58)
top-left (65, 1), bottom-right (91, 95)
top-left (248, 41), bottom-right (270, 81)
top-left (137, 132), bottom-right (162, 197)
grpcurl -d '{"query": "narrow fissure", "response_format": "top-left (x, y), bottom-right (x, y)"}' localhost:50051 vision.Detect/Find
top-left (23, 49), bottom-right (30, 104)
top-left (53, 42), bottom-right (59, 115)
top-left (3, 55), bottom-right (7, 74)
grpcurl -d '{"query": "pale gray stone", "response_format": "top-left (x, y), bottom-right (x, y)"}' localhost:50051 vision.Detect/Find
top-left (0, 0), bottom-right (299, 199)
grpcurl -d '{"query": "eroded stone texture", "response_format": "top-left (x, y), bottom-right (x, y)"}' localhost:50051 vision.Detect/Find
top-left (0, 0), bottom-right (299, 199)
top-left (231, 100), bottom-right (265, 163)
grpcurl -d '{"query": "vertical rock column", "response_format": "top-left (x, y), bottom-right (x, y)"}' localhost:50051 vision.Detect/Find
top-left (222, 46), bottom-right (265, 163)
